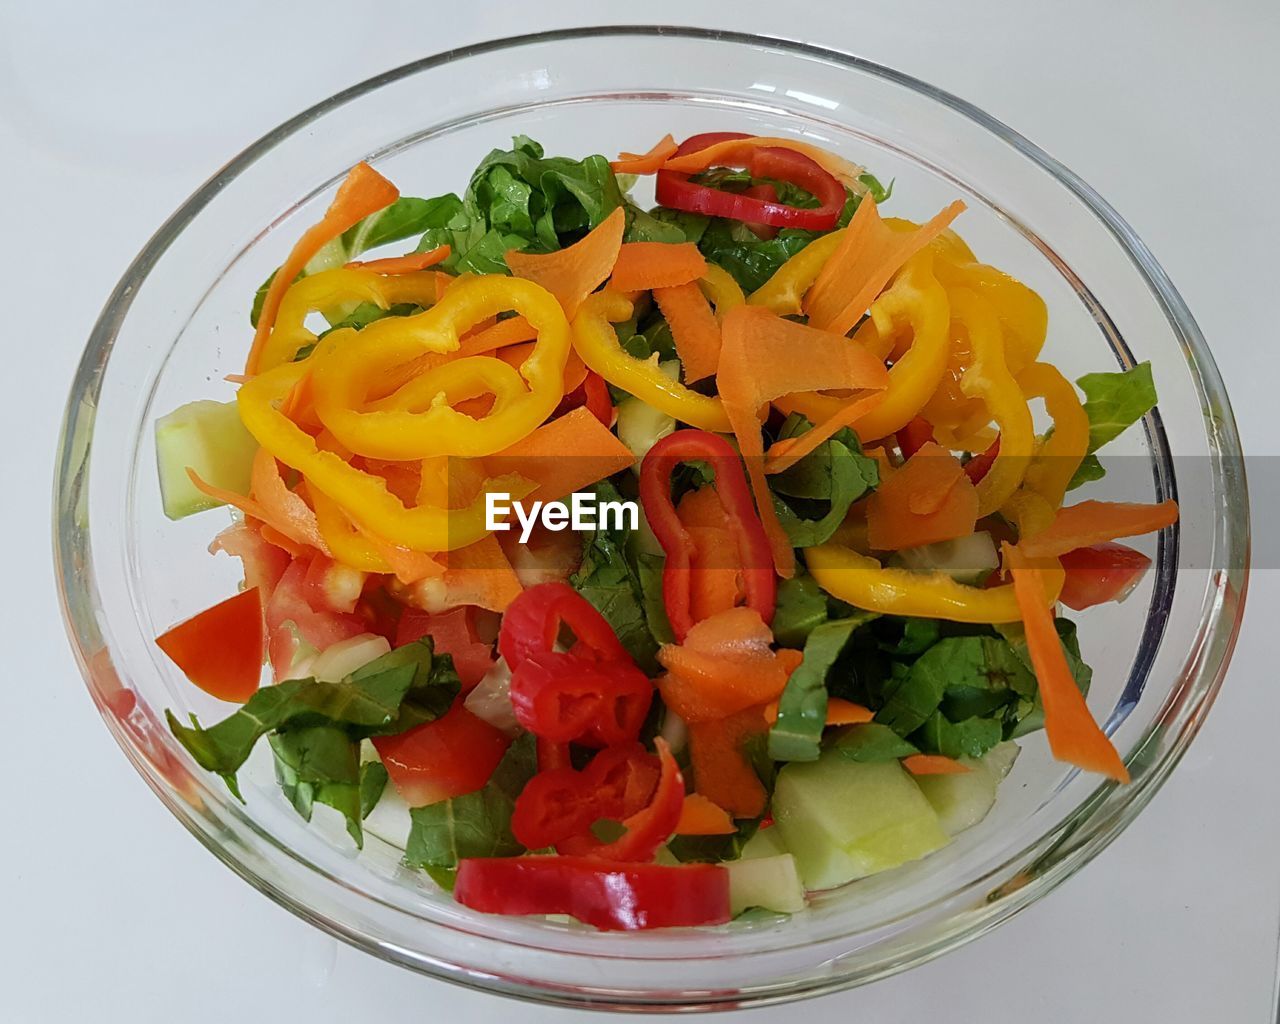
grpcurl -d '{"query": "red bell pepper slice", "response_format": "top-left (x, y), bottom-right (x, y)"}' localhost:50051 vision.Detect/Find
top-left (509, 650), bottom-right (653, 747)
top-left (454, 855), bottom-right (731, 931)
top-left (964, 435), bottom-right (1001, 484)
top-left (558, 738), bottom-right (685, 862)
top-left (511, 742), bottom-right (659, 850)
top-left (639, 429), bottom-right (776, 641)
top-left (1057, 542), bottom-right (1151, 610)
top-left (896, 416), bottom-right (934, 461)
top-left (497, 581), bottom-right (629, 669)
top-left (655, 131), bottom-right (846, 233)
top-left (554, 369), bottom-right (613, 428)
top-left (155, 587), bottom-right (265, 703)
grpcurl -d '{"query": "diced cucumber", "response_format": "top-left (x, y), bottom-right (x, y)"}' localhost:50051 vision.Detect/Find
top-left (309, 633), bottom-right (391, 683)
top-left (616, 361), bottom-right (678, 467)
top-left (773, 752), bottom-right (949, 890)
top-left (915, 742), bottom-right (1019, 836)
top-left (155, 399), bottom-right (257, 520)
top-left (888, 532), bottom-right (998, 586)
top-left (727, 853), bottom-right (807, 915)
top-left (983, 739), bottom-right (1021, 781)
top-left (740, 825), bottom-right (789, 861)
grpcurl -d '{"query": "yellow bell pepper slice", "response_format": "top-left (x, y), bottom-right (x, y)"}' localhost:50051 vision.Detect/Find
top-left (308, 275), bottom-right (571, 459)
top-left (237, 359), bottom-right (532, 552)
top-left (571, 291), bottom-right (733, 432)
top-left (951, 287), bottom-right (1034, 516)
top-left (257, 267), bottom-right (445, 373)
top-left (1015, 361), bottom-right (1089, 511)
top-left (806, 542), bottom-right (1063, 624)
top-left (776, 252), bottom-right (950, 442)
top-left (747, 230), bottom-right (845, 316)
top-left (930, 251), bottom-right (1047, 373)
top-left (696, 264), bottom-right (745, 323)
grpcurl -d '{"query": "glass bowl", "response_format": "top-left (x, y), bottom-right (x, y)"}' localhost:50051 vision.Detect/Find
top-left (53, 26), bottom-right (1248, 1011)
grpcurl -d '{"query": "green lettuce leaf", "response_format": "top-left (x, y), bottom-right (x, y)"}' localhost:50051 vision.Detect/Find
top-left (769, 415), bottom-right (878, 549)
top-left (570, 481), bottom-right (663, 672)
top-left (768, 612), bottom-right (878, 762)
top-left (404, 733), bottom-right (537, 871)
top-left (166, 639), bottom-right (457, 801)
top-left (770, 574), bottom-right (831, 649)
top-left (1067, 362), bottom-right (1158, 490)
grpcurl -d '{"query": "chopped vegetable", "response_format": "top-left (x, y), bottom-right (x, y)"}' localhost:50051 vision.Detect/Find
top-left (156, 589), bottom-right (265, 703)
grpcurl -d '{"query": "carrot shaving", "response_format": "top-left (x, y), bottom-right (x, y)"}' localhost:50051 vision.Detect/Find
top-left (824, 698), bottom-right (875, 726)
top-left (659, 136), bottom-right (867, 188)
top-left (902, 754), bottom-right (970, 776)
top-left (505, 207), bottom-right (625, 318)
top-left (804, 198), bottom-right (966, 336)
top-left (610, 134), bottom-right (679, 174)
top-left (717, 305), bottom-right (891, 576)
top-left (438, 533), bottom-right (524, 612)
top-left (1019, 500), bottom-right (1179, 558)
top-left (654, 281), bottom-right (722, 383)
top-left (224, 373), bottom-right (252, 385)
top-left (657, 608), bottom-right (803, 722)
top-left (675, 793), bottom-right (737, 836)
top-left (1003, 542), bottom-right (1129, 782)
top-left (459, 315), bottom-right (538, 355)
top-left (245, 162), bottom-right (399, 375)
top-left (609, 242), bottom-right (708, 293)
top-left (763, 391), bottom-right (887, 474)
top-left (364, 533), bottom-right (445, 585)
top-left (257, 523), bottom-right (308, 559)
top-left (248, 448), bottom-right (331, 554)
top-left (866, 442), bottom-right (979, 551)
top-left (484, 406), bottom-right (634, 504)
top-left (343, 245), bottom-right (450, 274)
top-left (688, 704), bottom-right (772, 818)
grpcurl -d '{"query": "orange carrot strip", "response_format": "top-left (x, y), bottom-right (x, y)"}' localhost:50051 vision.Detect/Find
top-left (185, 468), bottom-right (318, 556)
top-left (675, 793), bottom-right (737, 836)
top-left (364, 533), bottom-right (445, 585)
top-left (1004, 542), bottom-right (1129, 782)
top-left (249, 448), bottom-right (331, 554)
top-left (654, 281), bottom-right (722, 383)
top-left (343, 245), bottom-right (450, 274)
top-left (611, 134), bottom-right (679, 174)
top-left (659, 136), bottom-right (866, 188)
top-left (1019, 500), bottom-right (1179, 558)
top-left (717, 305), bottom-right (891, 577)
top-left (505, 207), bottom-right (625, 318)
top-left (763, 391), bottom-right (887, 474)
top-left (903, 754), bottom-right (970, 776)
top-left (224, 373), bottom-right (252, 385)
top-left (245, 162), bottom-right (399, 374)
top-left (688, 704), bottom-right (772, 818)
top-left (459, 315), bottom-right (538, 354)
top-left (484, 406), bottom-right (635, 504)
top-left (824, 698), bottom-right (875, 726)
top-left (804, 198), bottom-right (965, 337)
top-left (609, 242), bottom-right (708, 293)
top-left (437, 533), bottom-right (524, 612)
top-left (866, 445), bottom-right (978, 551)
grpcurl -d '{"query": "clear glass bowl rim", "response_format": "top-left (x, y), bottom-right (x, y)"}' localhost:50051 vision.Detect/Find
top-left (53, 24), bottom-right (1249, 1011)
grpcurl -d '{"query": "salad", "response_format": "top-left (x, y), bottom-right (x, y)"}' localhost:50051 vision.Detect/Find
top-left (153, 131), bottom-right (1178, 931)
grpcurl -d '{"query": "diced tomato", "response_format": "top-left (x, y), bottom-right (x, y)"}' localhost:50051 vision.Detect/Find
top-left (266, 557), bottom-right (367, 651)
top-left (211, 522), bottom-right (290, 596)
top-left (303, 555), bottom-right (367, 614)
top-left (373, 700), bottom-right (511, 806)
top-left (396, 607), bottom-right (495, 690)
top-left (1058, 542), bottom-right (1152, 611)
top-left (155, 588), bottom-right (265, 702)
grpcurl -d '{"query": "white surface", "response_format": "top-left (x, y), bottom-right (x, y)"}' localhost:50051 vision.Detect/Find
top-left (2, 1), bottom-right (1276, 1020)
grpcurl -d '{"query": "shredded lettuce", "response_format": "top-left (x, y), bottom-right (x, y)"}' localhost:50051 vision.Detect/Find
top-left (1067, 361), bottom-right (1158, 490)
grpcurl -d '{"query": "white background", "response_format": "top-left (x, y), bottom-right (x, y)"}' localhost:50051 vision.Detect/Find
top-left (3, 1), bottom-right (1277, 1021)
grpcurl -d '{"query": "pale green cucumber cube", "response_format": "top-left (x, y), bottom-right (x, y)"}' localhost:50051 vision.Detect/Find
top-left (727, 853), bottom-right (807, 915)
top-left (155, 399), bottom-right (257, 520)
